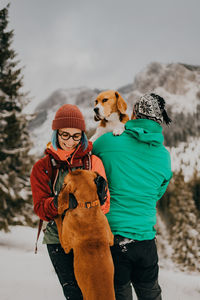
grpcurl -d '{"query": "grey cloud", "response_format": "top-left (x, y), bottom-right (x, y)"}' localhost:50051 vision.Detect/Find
top-left (1, 0), bottom-right (199, 107)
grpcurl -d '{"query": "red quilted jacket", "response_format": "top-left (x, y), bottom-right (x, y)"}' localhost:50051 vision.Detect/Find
top-left (30, 141), bottom-right (110, 221)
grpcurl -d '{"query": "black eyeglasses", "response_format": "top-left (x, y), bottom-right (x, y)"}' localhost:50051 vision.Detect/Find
top-left (58, 131), bottom-right (82, 141)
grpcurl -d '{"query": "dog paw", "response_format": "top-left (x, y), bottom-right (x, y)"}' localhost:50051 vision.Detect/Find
top-left (113, 124), bottom-right (125, 136)
top-left (90, 135), bottom-right (96, 143)
top-left (90, 133), bottom-right (99, 142)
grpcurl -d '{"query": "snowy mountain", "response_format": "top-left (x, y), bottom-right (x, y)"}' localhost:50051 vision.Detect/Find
top-left (121, 62), bottom-right (200, 114)
top-left (29, 62), bottom-right (200, 181)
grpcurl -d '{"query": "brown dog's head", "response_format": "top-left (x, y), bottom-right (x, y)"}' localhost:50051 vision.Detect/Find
top-left (94, 90), bottom-right (127, 121)
top-left (57, 169), bottom-right (101, 215)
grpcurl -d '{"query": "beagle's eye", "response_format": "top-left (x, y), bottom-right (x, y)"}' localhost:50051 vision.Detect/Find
top-left (95, 100), bottom-right (98, 105)
top-left (102, 98), bottom-right (108, 103)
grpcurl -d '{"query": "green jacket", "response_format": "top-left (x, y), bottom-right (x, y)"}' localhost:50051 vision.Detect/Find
top-left (92, 119), bottom-right (172, 240)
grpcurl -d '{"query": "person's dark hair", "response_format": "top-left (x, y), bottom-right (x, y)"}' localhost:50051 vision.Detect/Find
top-left (150, 93), bottom-right (172, 125)
top-left (51, 130), bottom-right (88, 151)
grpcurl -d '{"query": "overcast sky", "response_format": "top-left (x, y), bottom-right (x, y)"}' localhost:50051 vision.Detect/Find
top-left (1, 0), bottom-right (200, 109)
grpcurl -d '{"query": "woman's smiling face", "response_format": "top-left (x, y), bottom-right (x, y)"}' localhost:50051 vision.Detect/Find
top-left (57, 128), bottom-right (82, 151)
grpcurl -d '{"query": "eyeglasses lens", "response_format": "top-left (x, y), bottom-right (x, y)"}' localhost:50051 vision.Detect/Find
top-left (58, 131), bottom-right (81, 141)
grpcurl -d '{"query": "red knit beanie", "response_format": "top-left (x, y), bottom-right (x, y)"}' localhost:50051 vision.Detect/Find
top-left (52, 104), bottom-right (86, 131)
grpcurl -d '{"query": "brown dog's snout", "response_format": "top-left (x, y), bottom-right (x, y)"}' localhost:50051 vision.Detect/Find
top-left (94, 107), bottom-right (99, 114)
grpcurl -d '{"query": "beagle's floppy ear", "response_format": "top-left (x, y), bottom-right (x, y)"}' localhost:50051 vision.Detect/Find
top-left (57, 183), bottom-right (71, 215)
top-left (115, 92), bottom-right (127, 114)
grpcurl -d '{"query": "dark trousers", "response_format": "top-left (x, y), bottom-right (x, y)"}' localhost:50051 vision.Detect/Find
top-left (111, 236), bottom-right (162, 300)
top-left (47, 244), bottom-right (83, 300)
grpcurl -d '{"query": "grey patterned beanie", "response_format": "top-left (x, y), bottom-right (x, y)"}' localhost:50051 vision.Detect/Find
top-left (134, 93), bottom-right (172, 125)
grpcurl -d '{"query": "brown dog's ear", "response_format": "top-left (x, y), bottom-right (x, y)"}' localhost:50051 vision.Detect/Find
top-left (115, 92), bottom-right (127, 114)
top-left (57, 184), bottom-right (71, 215)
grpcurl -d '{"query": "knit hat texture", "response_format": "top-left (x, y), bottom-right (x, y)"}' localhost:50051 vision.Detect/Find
top-left (52, 104), bottom-right (86, 131)
top-left (134, 93), bottom-right (171, 125)
top-left (134, 94), bottom-right (164, 124)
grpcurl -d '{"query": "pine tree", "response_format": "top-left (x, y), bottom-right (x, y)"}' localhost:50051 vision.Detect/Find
top-left (168, 171), bottom-right (200, 271)
top-left (188, 169), bottom-right (200, 211)
top-left (0, 4), bottom-right (34, 231)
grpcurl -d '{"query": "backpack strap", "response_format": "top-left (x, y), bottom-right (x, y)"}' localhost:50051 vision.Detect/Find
top-left (82, 152), bottom-right (92, 170)
top-left (49, 154), bottom-right (57, 168)
top-left (35, 219), bottom-right (43, 254)
top-left (35, 154), bottom-right (58, 254)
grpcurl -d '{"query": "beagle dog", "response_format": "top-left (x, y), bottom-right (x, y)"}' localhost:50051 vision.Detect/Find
top-left (90, 90), bottom-right (129, 142)
top-left (55, 170), bottom-right (115, 300)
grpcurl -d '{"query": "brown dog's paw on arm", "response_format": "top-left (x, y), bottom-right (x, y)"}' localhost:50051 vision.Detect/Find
top-left (112, 123), bottom-right (125, 136)
top-left (57, 185), bottom-right (69, 215)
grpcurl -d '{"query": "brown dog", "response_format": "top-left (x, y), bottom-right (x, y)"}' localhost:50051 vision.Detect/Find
top-left (90, 90), bottom-right (129, 142)
top-left (55, 169), bottom-right (115, 300)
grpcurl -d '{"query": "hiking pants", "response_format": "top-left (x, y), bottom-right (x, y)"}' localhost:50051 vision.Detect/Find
top-left (47, 244), bottom-right (83, 300)
top-left (111, 236), bottom-right (162, 300)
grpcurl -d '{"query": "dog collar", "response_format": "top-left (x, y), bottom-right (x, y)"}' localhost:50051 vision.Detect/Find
top-left (78, 200), bottom-right (100, 209)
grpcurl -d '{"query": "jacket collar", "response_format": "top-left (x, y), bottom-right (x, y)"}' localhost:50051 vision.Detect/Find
top-left (45, 141), bottom-right (93, 164)
top-left (125, 119), bottom-right (162, 133)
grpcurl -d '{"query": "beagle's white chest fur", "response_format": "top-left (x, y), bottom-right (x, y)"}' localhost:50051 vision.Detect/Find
top-left (90, 90), bottom-right (129, 142)
top-left (90, 113), bottom-right (125, 142)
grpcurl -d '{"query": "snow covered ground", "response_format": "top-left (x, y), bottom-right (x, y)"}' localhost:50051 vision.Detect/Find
top-left (0, 226), bottom-right (199, 300)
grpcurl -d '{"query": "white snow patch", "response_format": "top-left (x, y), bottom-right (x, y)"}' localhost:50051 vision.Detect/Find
top-left (0, 226), bottom-right (200, 300)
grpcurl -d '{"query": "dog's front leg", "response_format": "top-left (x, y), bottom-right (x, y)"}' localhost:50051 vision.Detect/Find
top-left (104, 218), bottom-right (114, 246)
top-left (90, 133), bottom-right (98, 143)
top-left (108, 227), bottom-right (114, 246)
top-left (54, 216), bottom-right (63, 245)
top-left (61, 218), bottom-right (73, 254)
top-left (112, 122), bottom-right (125, 136)
top-left (62, 233), bottom-right (72, 253)
top-left (90, 127), bottom-right (107, 142)
top-left (62, 242), bottom-right (72, 254)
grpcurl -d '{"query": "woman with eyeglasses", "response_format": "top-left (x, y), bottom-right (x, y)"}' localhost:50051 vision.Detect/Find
top-left (30, 104), bottom-right (110, 300)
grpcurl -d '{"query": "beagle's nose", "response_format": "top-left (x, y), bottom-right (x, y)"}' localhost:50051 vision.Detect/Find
top-left (94, 107), bottom-right (99, 114)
